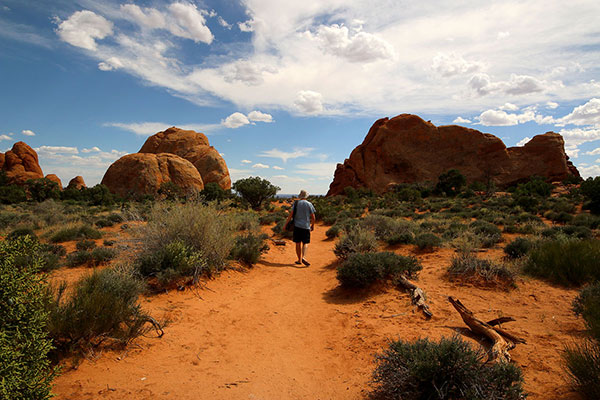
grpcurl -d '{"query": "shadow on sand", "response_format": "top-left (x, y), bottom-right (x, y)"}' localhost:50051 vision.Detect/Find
top-left (258, 260), bottom-right (308, 269)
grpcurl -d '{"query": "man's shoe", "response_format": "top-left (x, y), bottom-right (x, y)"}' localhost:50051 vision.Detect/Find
top-left (302, 259), bottom-right (310, 266)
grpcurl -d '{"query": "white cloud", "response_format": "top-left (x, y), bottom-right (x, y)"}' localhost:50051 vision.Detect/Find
top-left (295, 91), bottom-right (323, 114)
top-left (238, 19), bottom-right (255, 32)
top-left (557, 98), bottom-right (600, 126)
top-left (248, 110), bottom-right (273, 123)
top-left (22, 129), bottom-right (36, 136)
top-left (308, 24), bottom-right (395, 63)
top-left (476, 107), bottom-right (554, 126)
top-left (241, 159), bottom-right (252, 164)
top-left (252, 163), bottom-right (269, 169)
top-left (222, 112), bottom-right (250, 128)
top-left (272, 165), bottom-right (284, 170)
top-left (105, 122), bottom-right (172, 135)
top-left (120, 4), bottom-right (166, 29)
top-left (82, 146), bottom-right (101, 153)
top-left (546, 101), bottom-right (559, 109)
top-left (259, 148), bottom-right (313, 163)
top-left (0, 134), bottom-right (11, 141)
top-left (295, 162), bottom-right (338, 179)
top-left (497, 31), bottom-right (510, 40)
top-left (516, 137), bottom-right (531, 146)
top-left (56, 10), bottom-right (113, 51)
top-left (578, 165), bottom-right (600, 178)
top-left (584, 148), bottom-right (600, 156)
top-left (432, 53), bottom-right (482, 77)
top-left (167, 2), bottom-right (213, 44)
top-left (558, 127), bottom-right (600, 146)
top-left (98, 57), bottom-right (123, 71)
top-left (35, 146), bottom-right (79, 155)
top-left (453, 117), bottom-right (471, 124)
top-left (499, 102), bottom-right (519, 111)
top-left (222, 60), bottom-right (276, 86)
top-left (217, 16), bottom-right (231, 29)
top-left (469, 73), bottom-right (547, 97)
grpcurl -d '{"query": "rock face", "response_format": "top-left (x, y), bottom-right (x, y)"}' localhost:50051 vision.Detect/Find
top-left (1, 142), bottom-right (44, 184)
top-left (139, 127), bottom-right (231, 190)
top-left (327, 114), bottom-right (580, 196)
top-left (67, 176), bottom-right (86, 190)
top-left (101, 153), bottom-right (204, 198)
top-left (45, 174), bottom-right (63, 189)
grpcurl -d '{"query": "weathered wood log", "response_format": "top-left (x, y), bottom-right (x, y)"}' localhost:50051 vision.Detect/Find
top-left (448, 297), bottom-right (525, 362)
top-left (396, 275), bottom-right (433, 319)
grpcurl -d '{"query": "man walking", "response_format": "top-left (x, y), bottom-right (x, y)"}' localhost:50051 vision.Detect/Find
top-left (285, 190), bottom-right (316, 266)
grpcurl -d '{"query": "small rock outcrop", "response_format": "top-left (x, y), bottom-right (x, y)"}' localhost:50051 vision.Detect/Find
top-left (1, 142), bottom-right (44, 184)
top-left (327, 114), bottom-right (580, 196)
top-left (45, 174), bottom-right (63, 189)
top-left (101, 153), bottom-right (204, 198)
top-left (67, 176), bottom-right (86, 190)
top-left (139, 127), bottom-right (231, 190)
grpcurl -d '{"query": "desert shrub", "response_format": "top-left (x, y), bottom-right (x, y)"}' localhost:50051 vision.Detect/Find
top-left (232, 176), bottom-right (280, 210)
top-left (360, 215), bottom-right (416, 245)
top-left (135, 202), bottom-right (234, 276)
top-left (91, 247), bottom-right (116, 264)
top-left (47, 266), bottom-right (151, 352)
top-left (137, 240), bottom-right (208, 286)
top-left (158, 181), bottom-right (187, 201)
top-left (414, 232), bottom-right (442, 251)
top-left (0, 184), bottom-right (27, 204)
top-left (525, 239), bottom-right (600, 286)
top-left (546, 211), bottom-right (574, 224)
top-left (504, 237), bottom-right (533, 259)
top-left (258, 211), bottom-right (286, 225)
top-left (326, 225), bottom-right (341, 239)
top-left (26, 178), bottom-right (60, 202)
top-left (81, 184), bottom-right (115, 206)
top-left (469, 220), bottom-right (502, 247)
top-left (513, 176), bottom-right (553, 198)
top-left (103, 239), bottom-right (115, 247)
top-left (337, 251), bottom-right (422, 287)
top-left (66, 247), bottom-right (115, 267)
top-left (564, 340), bottom-right (600, 400)
top-left (370, 335), bottom-right (524, 400)
top-left (230, 232), bottom-right (269, 265)
top-left (233, 211), bottom-right (260, 231)
top-left (76, 239), bottom-right (96, 251)
top-left (95, 218), bottom-right (114, 228)
top-left (581, 177), bottom-right (600, 214)
top-left (200, 182), bottom-right (229, 203)
top-left (50, 225), bottom-right (102, 243)
top-left (0, 236), bottom-right (56, 399)
top-left (272, 218), bottom-right (293, 239)
top-left (41, 243), bottom-right (66, 257)
top-left (333, 225), bottom-right (378, 260)
top-left (449, 251), bottom-right (515, 287)
top-left (7, 227), bottom-right (37, 241)
top-left (435, 169), bottom-right (466, 196)
top-left (573, 283), bottom-right (600, 342)
top-left (541, 225), bottom-right (592, 240)
top-left (572, 214), bottom-right (600, 229)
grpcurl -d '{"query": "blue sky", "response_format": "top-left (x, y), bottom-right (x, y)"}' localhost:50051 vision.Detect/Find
top-left (1, 0), bottom-right (599, 194)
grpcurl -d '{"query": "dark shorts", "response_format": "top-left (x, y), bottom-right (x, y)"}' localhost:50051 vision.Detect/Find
top-left (293, 226), bottom-right (311, 243)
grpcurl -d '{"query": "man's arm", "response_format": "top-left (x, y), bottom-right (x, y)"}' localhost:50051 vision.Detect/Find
top-left (310, 212), bottom-right (316, 231)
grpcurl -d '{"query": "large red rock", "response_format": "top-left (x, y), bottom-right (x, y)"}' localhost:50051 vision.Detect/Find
top-left (1, 142), bottom-right (44, 184)
top-left (0, 152), bottom-right (4, 170)
top-left (327, 114), bottom-right (580, 196)
top-left (139, 127), bottom-right (231, 190)
top-left (101, 153), bottom-right (204, 198)
top-left (45, 174), bottom-right (63, 189)
top-left (67, 176), bottom-right (86, 190)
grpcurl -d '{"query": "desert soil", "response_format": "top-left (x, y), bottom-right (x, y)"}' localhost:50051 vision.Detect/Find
top-left (51, 223), bottom-right (583, 399)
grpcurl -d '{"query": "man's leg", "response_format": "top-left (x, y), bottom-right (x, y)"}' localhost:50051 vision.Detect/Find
top-left (302, 243), bottom-right (309, 260)
top-left (295, 242), bottom-right (302, 263)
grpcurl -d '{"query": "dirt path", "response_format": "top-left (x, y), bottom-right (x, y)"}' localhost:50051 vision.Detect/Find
top-left (52, 223), bottom-right (583, 399)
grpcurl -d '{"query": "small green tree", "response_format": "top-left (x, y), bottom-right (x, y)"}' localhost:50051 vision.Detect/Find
top-left (581, 177), bottom-right (600, 214)
top-left (0, 236), bottom-right (56, 399)
top-left (26, 178), bottom-right (60, 202)
top-left (232, 177), bottom-right (280, 210)
top-left (435, 169), bottom-right (466, 196)
top-left (83, 184), bottom-right (115, 206)
top-left (200, 182), bottom-right (229, 202)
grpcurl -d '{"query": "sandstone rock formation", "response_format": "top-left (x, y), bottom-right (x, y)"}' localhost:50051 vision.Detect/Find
top-left (327, 114), bottom-right (580, 196)
top-left (67, 176), bottom-right (86, 190)
top-left (101, 153), bottom-right (204, 198)
top-left (0, 153), bottom-right (4, 170)
top-left (1, 142), bottom-right (44, 184)
top-left (139, 127), bottom-right (231, 190)
top-left (45, 174), bottom-right (63, 189)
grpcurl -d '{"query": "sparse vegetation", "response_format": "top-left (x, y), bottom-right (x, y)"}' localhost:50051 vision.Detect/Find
top-left (230, 232), bottom-right (269, 265)
top-left (333, 225), bottom-right (378, 260)
top-left (337, 251), bottom-right (422, 287)
top-left (50, 225), bottom-right (102, 243)
top-left (504, 237), bottom-right (533, 259)
top-left (449, 251), bottom-right (515, 287)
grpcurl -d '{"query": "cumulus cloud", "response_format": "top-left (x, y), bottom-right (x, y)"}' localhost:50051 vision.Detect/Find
top-left (240, 159), bottom-right (252, 164)
top-left (35, 146), bottom-right (79, 155)
top-left (223, 60), bottom-right (277, 86)
top-left (309, 24), bottom-right (395, 63)
top-left (453, 117), bottom-right (471, 124)
top-left (82, 146), bottom-right (101, 153)
top-left (222, 112), bottom-right (251, 128)
top-left (167, 2), bottom-right (213, 44)
top-left (0, 134), bottom-right (11, 141)
top-left (21, 129), bottom-right (35, 136)
top-left (98, 56), bottom-right (123, 71)
top-left (578, 165), bottom-right (600, 178)
top-left (248, 110), bottom-right (273, 123)
top-left (558, 127), bottom-right (600, 146)
top-left (295, 90), bottom-right (323, 114)
top-left (476, 105), bottom-right (554, 126)
top-left (238, 19), bottom-right (255, 32)
top-left (469, 73), bottom-right (547, 97)
top-left (497, 31), bottom-right (510, 40)
top-left (499, 102), bottom-right (519, 111)
top-left (546, 101), bottom-right (559, 109)
top-left (259, 148), bottom-right (312, 163)
top-left (217, 16), bottom-right (231, 29)
top-left (121, 4), bottom-right (166, 29)
top-left (56, 10), bottom-right (113, 51)
top-left (432, 53), bottom-right (482, 77)
top-left (584, 148), bottom-right (600, 156)
top-left (272, 165), bottom-right (284, 170)
top-left (557, 98), bottom-right (600, 126)
top-left (252, 163), bottom-right (269, 169)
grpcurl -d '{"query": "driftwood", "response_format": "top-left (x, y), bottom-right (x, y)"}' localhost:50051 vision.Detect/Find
top-left (448, 297), bottom-right (525, 363)
top-left (271, 239), bottom-right (286, 246)
top-left (395, 275), bottom-right (433, 319)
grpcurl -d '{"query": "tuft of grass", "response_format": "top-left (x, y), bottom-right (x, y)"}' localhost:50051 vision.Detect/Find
top-left (370, 335), bottom-right (525, 400)
top-left (337, 251), bottom-right (422, 288)
top-left (333, 225), bottom-right (378, 260)
top-left (137, 240), bottom-right (208, 286)
top-left (449, 251), bottom-right (515, 287)
top-left (524, 239), bottom-right (600, 286)
top-left (414, 232), bottom-right (442, 251)
top-left (50, 225), bottom-right (102, 243)
top-left (230, 232), bottom-right (269, 265)
top-left (564, 341), bottom-right (600, 400)
top-left (504, 237), bottom-right (533, 259)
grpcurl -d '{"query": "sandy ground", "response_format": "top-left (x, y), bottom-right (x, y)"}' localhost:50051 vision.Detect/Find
top-left (51, 223), bottom-right (584, 399)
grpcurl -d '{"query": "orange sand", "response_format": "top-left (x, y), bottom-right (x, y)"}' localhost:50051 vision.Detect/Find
top-left (51, 223), bottom-right (583, 399)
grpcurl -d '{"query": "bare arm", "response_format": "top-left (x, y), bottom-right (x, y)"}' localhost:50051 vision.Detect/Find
top-left (310, 213), bottom-right (316, 231)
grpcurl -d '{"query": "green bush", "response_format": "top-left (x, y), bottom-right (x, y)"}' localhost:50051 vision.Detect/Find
top-left (435, 169), bottom-right (466, 196)
top-left (137, 240), bottom-right (208, 286)
top-left (258, 211), bottom-right (286, 225)
top-left (414, 232), bottom-right (442, 251)
top-left (230, 232), bottom-right (269, 265)
top-left (326, 224), bottom-right (341, 239)
top-left (0, 184), bottom-right (27, 204)
top-left (371, 336), bottom-right (524, 400)
top-left (47, 266), bottom-right (151, 352)
top-left (333, 225), bottom-right (378, 260)
top-left (66, 247), bottom-right (115, 267)
top-left (564, 340), bottom-right (600, 400)
top-left (360, 215), bottom-right (416, 245)
top-left (504, 237), bottom-right (533, 259)
top-left (337, 251), bottom-right (422, 287)
top-left (76, 239), bottom-right (96, 251)
top-left (581, 177), bottom-right (600, 214)
top-left (26, 178), bottom-right (60, 202)
top-left (200, 182), bottom-right (229, 203)
top-left (573, 283), bottom-right (600, 342)
top-left (524, 239), bottom-right (600, 286)
top-left (0, 237), bottom-right (56, 399)
top-left (449, 251), bottom-right (515, 287)
top-left (50, 225), bottom-right (102, 243)
top-left (233, 211), bottom-right (260, 231)
top-left (232, 176), bottom-right (280, 210)
top-left (470, 220), bottom-right (502, 247)
top-left (572, 214), bottom-right (600, 229)
top-left (7, 227), bottom-right (37, 241)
